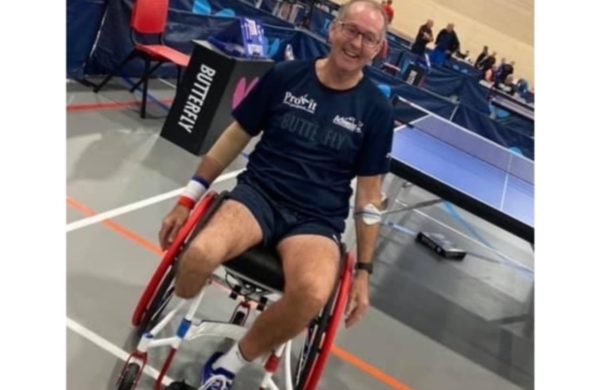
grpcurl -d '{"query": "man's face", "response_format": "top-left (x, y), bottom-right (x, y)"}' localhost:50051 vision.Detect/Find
top-left (328, 4), bottom-right (385, 74)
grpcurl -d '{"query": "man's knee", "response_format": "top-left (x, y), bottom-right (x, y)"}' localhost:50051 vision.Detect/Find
top-left (175, 236), bottom-right (226, 298)
top-left (180, 236), bottom-right (226, 274)
top-left (287, 279), bottom-right (334, 316)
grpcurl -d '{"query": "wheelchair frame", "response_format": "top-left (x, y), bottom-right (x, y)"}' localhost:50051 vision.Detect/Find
top-left (117, 191), bottom-right (355, 390)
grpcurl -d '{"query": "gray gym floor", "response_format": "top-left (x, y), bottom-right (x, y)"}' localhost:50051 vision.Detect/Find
top-left (66, 77), bottom-right (533, 390)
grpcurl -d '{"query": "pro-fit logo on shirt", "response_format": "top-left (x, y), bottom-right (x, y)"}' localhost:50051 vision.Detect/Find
top-left (283, 92), bottom-right (317, 114)
top-left (333, 115), bottom-right (363, 134)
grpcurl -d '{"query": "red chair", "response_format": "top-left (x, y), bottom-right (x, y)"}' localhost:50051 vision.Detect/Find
top-left (93, 0), bottom-right (190, 118)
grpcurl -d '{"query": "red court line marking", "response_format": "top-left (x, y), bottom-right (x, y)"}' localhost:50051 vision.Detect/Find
top-left (66, 196), bottom-right (415, 390)
top-left (67, 99), bottom-right (173, 113)
top-left (331, 345), bottom-right (413, 390)
top-left (67, 197), bottom-right (162, 255)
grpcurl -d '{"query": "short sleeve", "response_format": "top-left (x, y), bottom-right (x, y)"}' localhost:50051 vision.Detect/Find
top-left (231, 65), bottom-right (280, 136)
top-left (356, 107), bottom-right (394, 176)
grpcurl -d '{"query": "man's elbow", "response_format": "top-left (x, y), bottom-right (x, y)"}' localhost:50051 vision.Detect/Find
top-left (356, 191), bottom-right (384, 211)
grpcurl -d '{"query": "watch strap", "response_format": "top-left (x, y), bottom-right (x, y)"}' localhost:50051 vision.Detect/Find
top-left (355, 262), bottom-right (373, 274)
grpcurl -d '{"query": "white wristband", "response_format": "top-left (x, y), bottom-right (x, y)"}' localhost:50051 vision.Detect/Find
top-left (181, 178), bottom-right (208, 202)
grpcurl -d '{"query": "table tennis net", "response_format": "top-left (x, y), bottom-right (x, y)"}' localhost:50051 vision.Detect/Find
top-left (392, 95), bottom-right (533, 185)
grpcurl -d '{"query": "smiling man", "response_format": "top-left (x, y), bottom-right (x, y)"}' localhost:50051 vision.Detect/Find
top-left (159, 1), bottom-right (394, 389)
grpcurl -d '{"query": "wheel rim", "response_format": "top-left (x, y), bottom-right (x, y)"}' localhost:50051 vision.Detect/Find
top-left (137, 264), bottom-right (177, 337)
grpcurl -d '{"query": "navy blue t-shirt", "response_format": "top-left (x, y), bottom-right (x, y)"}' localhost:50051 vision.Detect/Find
top-left (232, 59), bottom-right (394, 232)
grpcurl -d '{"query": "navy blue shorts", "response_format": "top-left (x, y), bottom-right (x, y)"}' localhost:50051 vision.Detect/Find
top-left (228, 180), bottom-right (342, 248)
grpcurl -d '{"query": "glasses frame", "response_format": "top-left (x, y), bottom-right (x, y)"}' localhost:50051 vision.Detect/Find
top-left (335, 21), bottom-right (383, 49)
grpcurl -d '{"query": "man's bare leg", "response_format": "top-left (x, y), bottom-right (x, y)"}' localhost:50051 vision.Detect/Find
top-left (238, 235), bottom-right (340, 360)
top-left (175, 200), bottom-right (263, 299)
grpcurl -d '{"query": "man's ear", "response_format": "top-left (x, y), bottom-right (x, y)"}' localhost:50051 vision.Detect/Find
top-left (375, 39), bottom-right (388, 60)
top-left (327, 20), bottom-right (336, 43)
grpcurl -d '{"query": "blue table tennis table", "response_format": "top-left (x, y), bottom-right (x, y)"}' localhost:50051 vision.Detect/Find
top-left (389, 97), bottom-right (534, 243)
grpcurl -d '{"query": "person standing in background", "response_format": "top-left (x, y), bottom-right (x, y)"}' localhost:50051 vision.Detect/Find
top-left (410, 19), bottom-right (434, 56)
top-left (382, 0), bottom-right (394, 23)
top-left (479, 51), bottom-right (497, 73)
top-left (475, 45), bottom-right (489, 68)
top-left (430, 23), bottom-right (460, 66)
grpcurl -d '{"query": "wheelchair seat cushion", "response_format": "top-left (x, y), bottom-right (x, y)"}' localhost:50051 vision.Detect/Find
top-left (225, 245), bottom-right (284, 292)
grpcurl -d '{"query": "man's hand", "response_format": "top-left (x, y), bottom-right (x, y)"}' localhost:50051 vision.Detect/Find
top-left (158, 205), bottom-right (191, 251)
top-left (345, 272), bottom-right (370, 328)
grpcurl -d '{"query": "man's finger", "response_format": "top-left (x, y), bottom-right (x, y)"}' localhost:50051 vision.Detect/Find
top-left (346, 300), bottom-right (369, 328)
top-left (158, 223), bottom-right (171, 250)
top-left (345, 296), bottom-right (353, 316)
top-left (345, 309), bottom-right (361, 328)
top-left (345, 309), bottom-right (355, 327)
top-left (168, 228), bottom-right (176, 243)
top-left (168, 221), bottom-right (181, 244)
top-left (345, 288), bottom-right (358, 316)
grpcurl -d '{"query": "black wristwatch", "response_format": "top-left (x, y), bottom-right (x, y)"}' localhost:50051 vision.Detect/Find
top-left (355, 262), bottom-right (373, 275)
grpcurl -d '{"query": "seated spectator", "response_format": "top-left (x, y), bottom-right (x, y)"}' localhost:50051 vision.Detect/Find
top-left (496, 60), bottom-right (515, 83)
top-left (515, 78), bottom-right (529, 95)
top-left (454, 49), bottom-right (470, 61)
top-left (494, 74), bottom-right (517, 95)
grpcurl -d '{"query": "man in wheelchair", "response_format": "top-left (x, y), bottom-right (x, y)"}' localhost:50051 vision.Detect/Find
top-left (158, 1), bottom-right (393, 388)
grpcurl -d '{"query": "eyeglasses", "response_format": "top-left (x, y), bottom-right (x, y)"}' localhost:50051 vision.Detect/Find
top-left (336, 21), bottom-right (382, 48)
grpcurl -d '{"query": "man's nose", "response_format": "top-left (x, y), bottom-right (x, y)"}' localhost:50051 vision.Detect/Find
top-left (349, 33), bottom-right (364, 48)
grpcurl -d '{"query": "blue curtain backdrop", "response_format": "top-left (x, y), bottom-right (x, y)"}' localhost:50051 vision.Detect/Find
top-left (69, 0), bottom-right (534, 157)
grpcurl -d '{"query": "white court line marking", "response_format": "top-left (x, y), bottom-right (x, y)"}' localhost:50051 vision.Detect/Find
top-left (158, 77), bottom-right (177, 89)
top-left (66, 317), bottom-right (173, 386)
top-left (67, 169), bottom-right (243, 232)
top-left (499, 156), bottom-right (513, 211)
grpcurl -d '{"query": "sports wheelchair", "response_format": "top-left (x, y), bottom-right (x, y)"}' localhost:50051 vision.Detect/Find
top-left (117, 191), bottom-right (355, 390)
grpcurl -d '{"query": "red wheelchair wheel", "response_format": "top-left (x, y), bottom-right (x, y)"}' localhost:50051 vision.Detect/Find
top-left (294, 251), bottom-right (355, 389)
